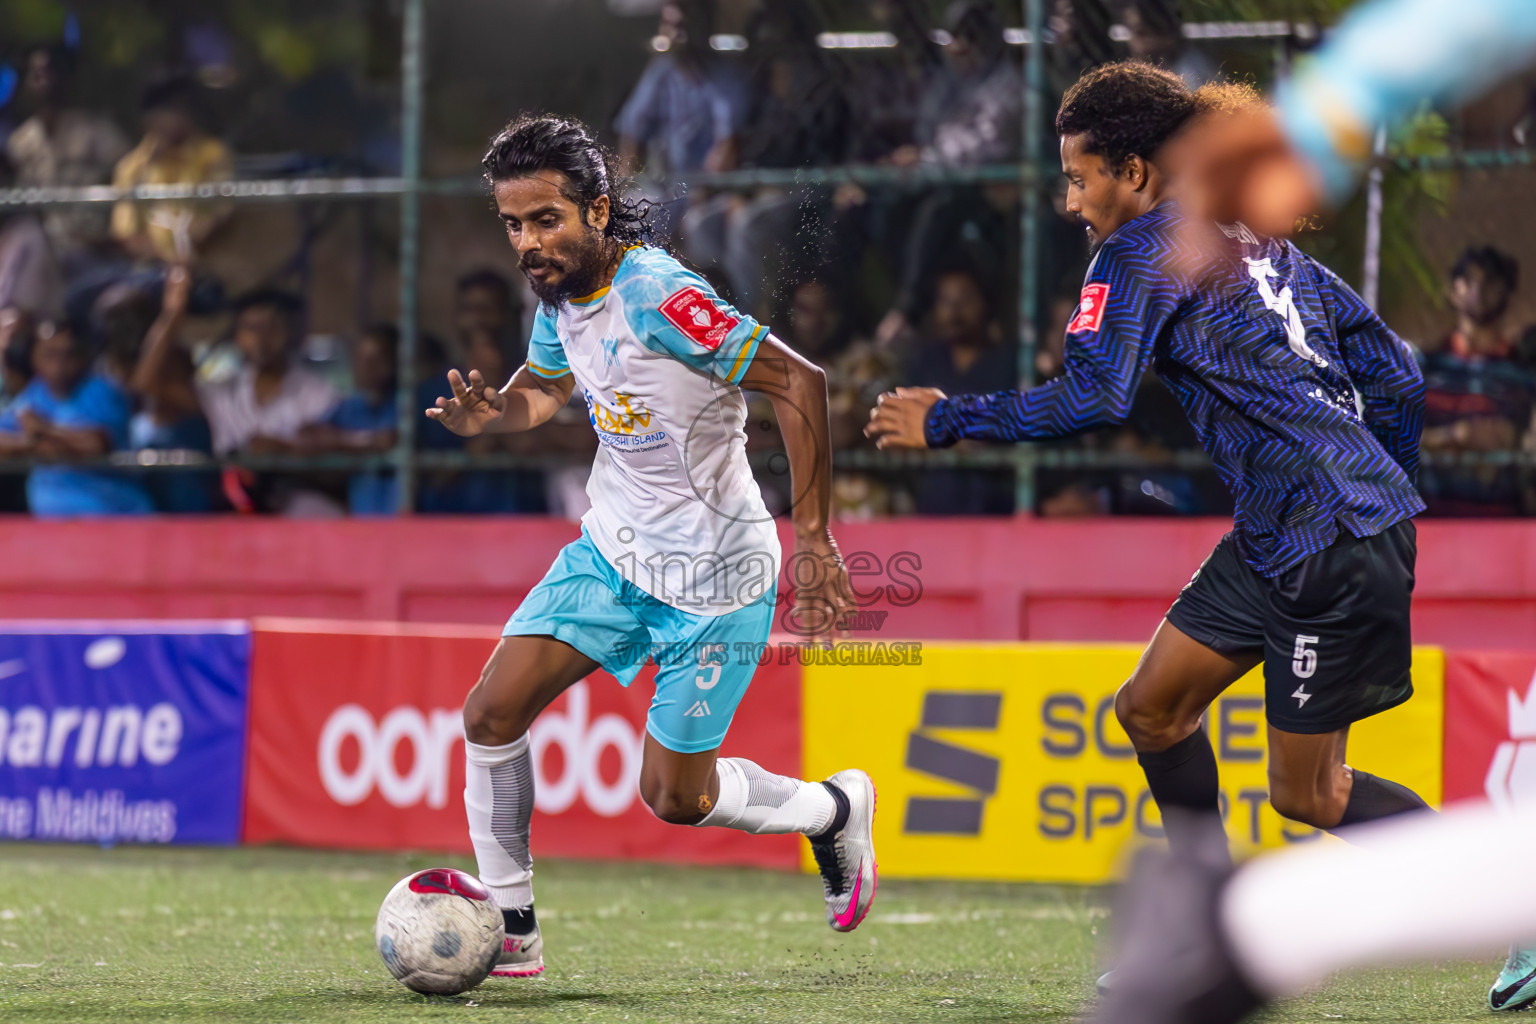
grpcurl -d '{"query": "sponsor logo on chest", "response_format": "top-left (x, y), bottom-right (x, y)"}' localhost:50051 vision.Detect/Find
top-left (587, 391), bottom-right (653, 435)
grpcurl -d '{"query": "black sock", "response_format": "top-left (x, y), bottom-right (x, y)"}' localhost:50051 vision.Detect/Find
top-left (810, 781), bottom-right (851, 843)
top-left (1336, 770), bottom-right (1429, 829)
top-left (1137, 727), bottom-right (1229, 861)
top-left (502, 905), bottom-right (537, 936)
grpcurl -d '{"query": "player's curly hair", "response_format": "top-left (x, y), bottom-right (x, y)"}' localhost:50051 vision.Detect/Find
top-left (1055, 61), bottom-right (1195, 170)
top-left (481, 114), bottom-right (656, 247)
top-left (1190, 79), bottom-right (1265, 117)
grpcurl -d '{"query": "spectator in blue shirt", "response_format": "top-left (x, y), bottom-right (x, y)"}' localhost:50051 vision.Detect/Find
top-left (300, 324), bottom-right (400, 514)
top-left (615, 0), bottom-right (745, 185)
top-left (0, 320), bottom-right (152, 515)
top-left (126, 266), bottom-right (216, 512)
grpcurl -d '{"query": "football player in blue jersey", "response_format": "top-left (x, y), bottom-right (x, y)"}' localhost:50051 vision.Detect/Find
top-left (1138, 0), bottom-right (1536, 1007)
top-left (869, 60), bottom-right (1531, 1012)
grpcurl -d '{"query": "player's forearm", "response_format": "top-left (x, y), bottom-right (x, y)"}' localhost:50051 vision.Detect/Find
top-left (491, 368), bottom-right (571, 433)
top-left (768, 361), bottom-right (833, 538)
top-left (492, 390), bottom-right (555, 433)
top-left (924, 375), bottom-right (1131, 447)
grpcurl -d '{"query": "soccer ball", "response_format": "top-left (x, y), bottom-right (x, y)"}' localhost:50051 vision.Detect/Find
top-left (375, 867), bottom-right (504, 995)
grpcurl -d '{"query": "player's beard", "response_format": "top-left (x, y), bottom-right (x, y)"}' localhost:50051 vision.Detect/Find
top-left (1083, 221), bottom-right (1103, 256)
top-left (522, 227), bottom-right (614, 313)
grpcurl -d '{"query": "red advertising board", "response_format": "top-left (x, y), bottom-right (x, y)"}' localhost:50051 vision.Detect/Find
top-left (243, 619), bottom-right (802, 869)
top-left (1444, 651), bottom-right (1536, 808)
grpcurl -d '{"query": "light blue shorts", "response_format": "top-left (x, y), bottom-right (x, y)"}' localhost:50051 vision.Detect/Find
top-left (503, 528), bottom-right (776, 754)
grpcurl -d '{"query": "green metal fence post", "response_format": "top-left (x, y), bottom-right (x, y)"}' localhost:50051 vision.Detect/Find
top-left (394, 0), bottom-right (425, 513)
top-left (1016, 0), bottom-right (1045, 515)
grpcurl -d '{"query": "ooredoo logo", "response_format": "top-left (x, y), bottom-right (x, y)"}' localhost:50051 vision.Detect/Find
top-left (526, 682), bottom-right (644, 818)
top-left (315, 682), bottom-right (644, 816)
top-left (318, 704), bottom-right (463, 809)
top-left (1486, 670), bottom-right (1536, 811)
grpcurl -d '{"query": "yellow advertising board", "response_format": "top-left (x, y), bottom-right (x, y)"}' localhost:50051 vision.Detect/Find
top-left (801, 644), bottom-right (1443, 883)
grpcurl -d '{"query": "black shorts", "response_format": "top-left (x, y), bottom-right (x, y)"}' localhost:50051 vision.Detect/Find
top-left (1165, 520), bottom-right (1416, 734)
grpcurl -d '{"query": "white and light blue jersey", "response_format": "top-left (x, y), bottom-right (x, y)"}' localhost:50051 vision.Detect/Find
top-left (527, 246), bottom-right (777, 615)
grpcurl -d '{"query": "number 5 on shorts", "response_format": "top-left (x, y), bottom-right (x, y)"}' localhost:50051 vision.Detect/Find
top-left (1292, 634), bottom-right (1319, 678)
top-left (695, 642), bottom-right (727, 690)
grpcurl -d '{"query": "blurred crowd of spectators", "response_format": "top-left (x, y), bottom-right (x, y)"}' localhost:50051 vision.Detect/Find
top-left (615, 0), bottom-right (1237, 519)
top-left (2, 1), bottom-right (1535, 519)
top-left (0, 42), bottom-right (601, 517)
top-left (614, 0), bottom-right (1536, 520)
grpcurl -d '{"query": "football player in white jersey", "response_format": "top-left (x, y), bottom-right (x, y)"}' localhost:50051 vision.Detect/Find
top-left (427, 114), bottom-right (877, 980)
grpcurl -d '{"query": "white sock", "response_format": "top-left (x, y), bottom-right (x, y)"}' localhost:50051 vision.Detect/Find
top-left (1222, 802), bottom-right (1536, 997)
top-left (464, 735), bottom-right (535, 910)
top-left (694, 757), bottom-right (837, 836)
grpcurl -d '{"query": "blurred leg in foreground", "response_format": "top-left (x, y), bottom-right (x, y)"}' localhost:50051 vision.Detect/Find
top-left (1092, 803), bottom-right (1536, 1024)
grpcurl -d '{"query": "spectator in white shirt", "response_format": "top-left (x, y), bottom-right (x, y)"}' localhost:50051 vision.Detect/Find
top-left (194, 288), bottom-right (337, 457)
top-left (136, 286), bottom-right (339, 515)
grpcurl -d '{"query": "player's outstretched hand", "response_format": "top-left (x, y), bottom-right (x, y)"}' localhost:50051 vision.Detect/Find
top-left (864, 387), bottom-right (945, 450)
top-left (425, 368), bottom-right (506, 436)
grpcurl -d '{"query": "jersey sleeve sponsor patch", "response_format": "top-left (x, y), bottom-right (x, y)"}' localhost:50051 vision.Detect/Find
top-left (1068, 283), bottom-right (1110, 333)
top-left (658, 286), bottom-right (740, 351)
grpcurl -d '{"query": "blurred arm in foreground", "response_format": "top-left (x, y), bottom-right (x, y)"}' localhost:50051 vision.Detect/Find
top-left (1167, 0), bottom-right (1536, 236)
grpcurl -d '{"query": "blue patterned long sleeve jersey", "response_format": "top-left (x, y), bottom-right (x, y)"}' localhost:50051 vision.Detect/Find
top-left (924, 203), bottom-right (1426, 577)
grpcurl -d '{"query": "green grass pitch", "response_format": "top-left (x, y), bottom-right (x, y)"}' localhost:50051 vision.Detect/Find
top-left (0, 843), bottom-right (1500, 1022)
